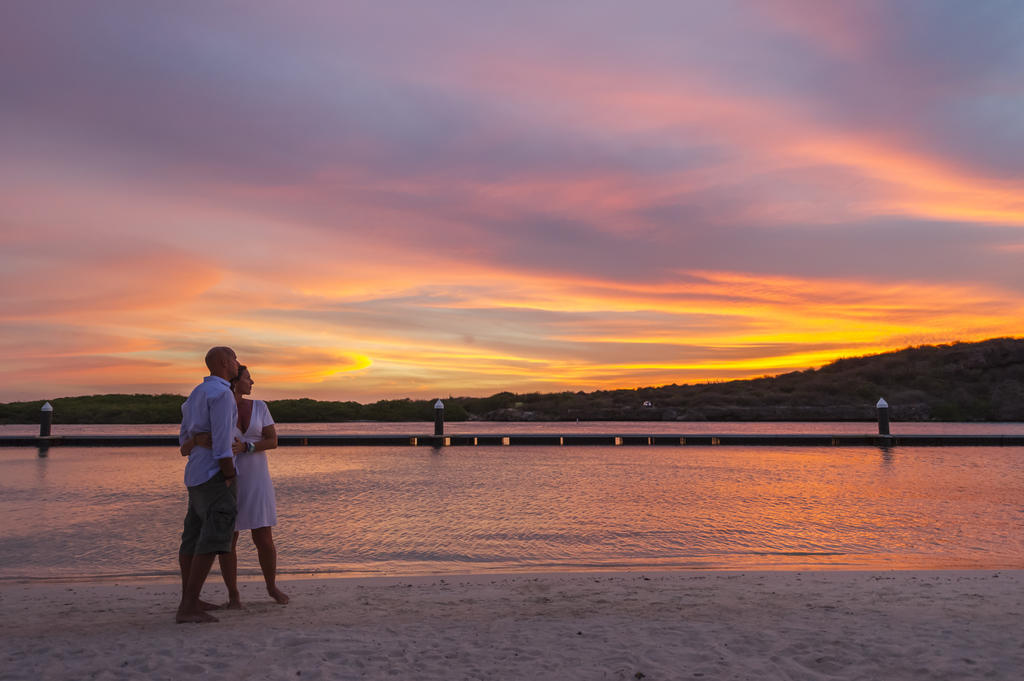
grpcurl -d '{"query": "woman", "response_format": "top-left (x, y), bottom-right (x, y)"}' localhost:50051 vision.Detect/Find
top-left (182, 365), bottom-right (289, 606)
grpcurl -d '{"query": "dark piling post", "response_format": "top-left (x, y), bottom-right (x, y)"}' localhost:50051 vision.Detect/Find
top-left (40, 402), bottom-right (53, 437)
top-left (38, 401), bottom-right (53, 457)
top-left (434, 399), bottom-right (444, 436)
top-left (876, 398), bottom-right (890, 436)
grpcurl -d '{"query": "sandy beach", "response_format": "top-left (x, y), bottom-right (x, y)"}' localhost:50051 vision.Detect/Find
top-left (2, 570), bottom-right (1021, 680)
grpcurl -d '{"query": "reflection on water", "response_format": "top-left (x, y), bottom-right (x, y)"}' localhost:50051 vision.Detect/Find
top-left (1, 443), bottom-right (1022, 581)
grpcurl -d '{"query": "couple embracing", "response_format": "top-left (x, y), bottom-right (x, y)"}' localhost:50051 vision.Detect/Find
top-left (175, 346), bottom-right (288, 623)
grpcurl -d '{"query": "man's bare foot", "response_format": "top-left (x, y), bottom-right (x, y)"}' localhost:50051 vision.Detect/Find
top-left (268, 586), bottom-right (289, 604)
top-left (198, 599), bottom-right (222, 611)
top-left (176, 609), bottom-right (219, 623)
top-left (224, 598), bottom-right (243, 610)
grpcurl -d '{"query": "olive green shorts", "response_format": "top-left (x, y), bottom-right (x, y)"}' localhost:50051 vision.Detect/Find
top-left (179, 472), bottom-right (238, 555)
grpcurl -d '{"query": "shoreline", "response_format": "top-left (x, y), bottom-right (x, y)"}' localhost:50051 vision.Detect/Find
top-left (6, 554), bottom-right (1023, 587)
top-left (4, 569), bottom-right (1021, 680)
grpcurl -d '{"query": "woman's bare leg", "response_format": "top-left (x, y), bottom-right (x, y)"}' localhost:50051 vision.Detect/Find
top-left (251, 526), bottom-right (288, 604)
top-left (218, 531), bottom-right (242, 608)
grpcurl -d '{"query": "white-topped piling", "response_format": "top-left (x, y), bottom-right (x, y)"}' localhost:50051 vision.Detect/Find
top-left (434, 399), bottom-right (445, 436)
top-left (40, 402), bottom-right (53, 437)
top-left (876, 398), bottom-right (890, 436)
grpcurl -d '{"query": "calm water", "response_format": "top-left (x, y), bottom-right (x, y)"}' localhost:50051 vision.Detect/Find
top-left (1, 422), bottom-right (1022, 581)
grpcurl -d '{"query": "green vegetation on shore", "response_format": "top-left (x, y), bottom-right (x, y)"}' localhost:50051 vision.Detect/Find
top-left (2, 338), bottom-right (1022, 424)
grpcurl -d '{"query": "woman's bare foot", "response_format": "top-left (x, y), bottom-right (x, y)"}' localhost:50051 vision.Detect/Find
top-left (176, 609), bottom-right (219, 623)
top-left (224, 597), bottom-right (244, 610)
top-left (267, 586), bottom-right (289, 604)
top-left (198, 599), bottom-right (222, 611)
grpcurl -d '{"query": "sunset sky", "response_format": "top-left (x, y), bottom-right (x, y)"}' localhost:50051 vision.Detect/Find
top-left (2, 1), bottom-right (1023, 402)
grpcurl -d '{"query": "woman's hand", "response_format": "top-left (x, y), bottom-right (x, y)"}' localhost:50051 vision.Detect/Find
top-left (232, 438), bottom-right (246, 455)
top-left (180, 431), bottom-right (214, 457)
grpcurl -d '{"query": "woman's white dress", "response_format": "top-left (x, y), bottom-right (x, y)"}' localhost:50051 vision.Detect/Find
top-left (234, 399), bottom-right (277, 531)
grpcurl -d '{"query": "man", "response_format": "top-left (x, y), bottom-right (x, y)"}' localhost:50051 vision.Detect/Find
top-left (176, 346), bottom-right (241, 623)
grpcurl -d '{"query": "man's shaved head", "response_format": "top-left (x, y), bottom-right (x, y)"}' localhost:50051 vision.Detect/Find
top-left (204, 346), bottom-right (239, 379)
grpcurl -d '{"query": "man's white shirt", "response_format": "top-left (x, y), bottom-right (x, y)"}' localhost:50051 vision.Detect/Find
top-left (180, 376), bottom-right (238, 487)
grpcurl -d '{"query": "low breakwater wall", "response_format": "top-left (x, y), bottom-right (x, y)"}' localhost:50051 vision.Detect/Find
top-left (3, 433), bottom-right (1024, 448)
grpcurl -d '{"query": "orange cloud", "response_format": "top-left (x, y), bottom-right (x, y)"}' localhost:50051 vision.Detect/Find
top-left (792, 137), bottom-right (1024, 226)
top-left (434, 53), bottom-right (1024, 232)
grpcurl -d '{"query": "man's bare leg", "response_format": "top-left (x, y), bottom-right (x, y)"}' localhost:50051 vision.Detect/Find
top-left (219, 531), bottom-right (242, 609)
top-left (179, 551), bottom-right (190, 590)
top-left (180, 552), bottom-right (221, 611)
top-left (176, 553), bottom-right (218, 623)
top-left (252, 527), bottom-right (289, 604)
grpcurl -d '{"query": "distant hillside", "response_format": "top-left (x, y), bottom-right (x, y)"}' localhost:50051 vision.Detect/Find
top-left (2, 337), bottom-right (1022, 423)
top-left (465, 337), bottom-right (1024, 422)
